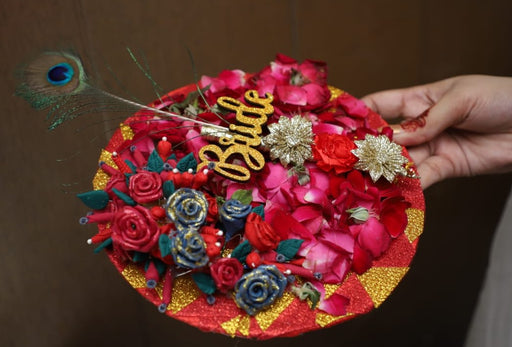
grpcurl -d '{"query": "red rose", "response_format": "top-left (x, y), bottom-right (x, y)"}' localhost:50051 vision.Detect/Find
top-left (206, 195), bottom-right (219, 224)
top-left (245, 213), bottom-right (280, 252)
top-left (112, 205), bottom-right (160, 252)
top-left (210, 257), bottom-right (244, 293)
top-left (105, 173), bottom-right (129, 197)
top-left (129, 171), bottom-right (163, 204)
top-left (312, 133), bottom-right (358, 174)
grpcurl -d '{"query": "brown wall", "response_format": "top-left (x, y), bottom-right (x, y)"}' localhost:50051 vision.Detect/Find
top-left (1, 1), bottom-right (512, 346)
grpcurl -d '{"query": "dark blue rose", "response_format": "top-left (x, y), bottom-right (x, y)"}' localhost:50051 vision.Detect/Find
top-left (165, 188), bottom-right (208, 231)
top-left (170, 229), bottom-right (209, 269)
top-left (219, 199), bottom-right (252, 240)
top-left (234, 265), bottom-right (287, 315)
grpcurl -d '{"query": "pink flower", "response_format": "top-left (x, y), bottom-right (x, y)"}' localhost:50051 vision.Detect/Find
top-left (249, 54), bottom-right (331, 112)
top-left (200, 69), bottom-right (246, 94)
top-left (199, 69), bottom-right (247, 105)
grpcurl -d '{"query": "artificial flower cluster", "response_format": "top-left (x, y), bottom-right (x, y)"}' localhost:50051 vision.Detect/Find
top-left (79, 54), bottom-right (412, 317)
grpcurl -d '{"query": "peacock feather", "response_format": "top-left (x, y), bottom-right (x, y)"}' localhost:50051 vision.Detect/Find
top-left (16, 51), bottom-right (227, 132)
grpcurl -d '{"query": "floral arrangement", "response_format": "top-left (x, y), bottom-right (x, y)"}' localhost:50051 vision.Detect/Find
top-left (78, 54), bottom-right (424, 338)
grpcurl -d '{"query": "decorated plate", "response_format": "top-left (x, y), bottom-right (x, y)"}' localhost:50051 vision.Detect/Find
top-left (76, 54), bottom-right (424, 339)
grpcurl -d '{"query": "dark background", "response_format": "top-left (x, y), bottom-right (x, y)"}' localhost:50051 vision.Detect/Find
top-left (1, 1), bottom-right (512, 346)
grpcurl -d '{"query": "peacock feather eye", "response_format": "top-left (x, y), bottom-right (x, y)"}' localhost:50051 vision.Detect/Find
top-left (47, 62), bottom-right (74, 86)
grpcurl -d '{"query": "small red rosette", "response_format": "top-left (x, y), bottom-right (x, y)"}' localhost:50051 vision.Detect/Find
top-left (210, 257), bottom-right (244, 293)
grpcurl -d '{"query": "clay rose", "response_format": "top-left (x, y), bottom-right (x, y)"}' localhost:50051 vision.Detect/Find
top-left (105, 173), bottom-right (129, 198)
top-left (312, 133), bottom-right (358, 174)
top-left (170, 229), bottom-right (209, 269)
top-left (219, 199), bottom-right (252, 240)
top-left (245, 213), bottom-right (280, 252)
top-left (165, 188), bottom-right (208, 231)
top-left (111, 205), bottom-right (160, 253)
top-left (128, 171), bottom-right (163, 204)
top-left (210, 258), bottom-right (244, 293)
top-left (234, 265), bottom-right (287, 315)
top-left (205, 195), bottom-right (219, 224)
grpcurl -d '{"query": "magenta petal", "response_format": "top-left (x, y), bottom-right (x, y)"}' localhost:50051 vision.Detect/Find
top-left (302, 188), bottom-right (327, 205)
top-left (318, 293), bottom-right (349, 316)
top-left (292, 205), bottom-right (322, 222)
top-left (319, 230), bottom-right (355, 254)
top-left (337, 93), bottom-right (369, 117)
top-left (312, 122), bottom-right (343, 135)
top-left (262, 163), bottom-right (289, 189)
top-left (218, 69), bottom-right (246, 90)
top-left (322, 255), bottom-right (350, 284)
top-left (185, 128), bottom-right (209, 155)
top-left (256, 75), bottom-right (276, 95)
top-left (199, 75), bottom-right (225, 93)
top-left (301, 216), bottom-right (324, 235)
top-left (307, 164), bottom-right (330, 190)
top-left (302, 242), bottom-right (337, 273)
top-left (357, 217), bottom-right (391, 258)
top-left (303, 83), bottom-right (329, 106)
top-left (277, 85), bottom-right (307, 106)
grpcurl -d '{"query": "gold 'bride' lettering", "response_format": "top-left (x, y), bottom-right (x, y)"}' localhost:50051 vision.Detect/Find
top-left (197, 90), bottom-right (274, 182)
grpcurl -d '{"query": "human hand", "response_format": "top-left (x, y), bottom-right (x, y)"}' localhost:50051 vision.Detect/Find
top-left (361, 75), bottom-right (512, 189)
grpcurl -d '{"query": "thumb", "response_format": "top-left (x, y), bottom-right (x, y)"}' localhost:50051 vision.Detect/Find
top-left (392, 93), bottom-right (463, 147)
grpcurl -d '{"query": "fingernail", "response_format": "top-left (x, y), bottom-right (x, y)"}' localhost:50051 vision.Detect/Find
top-left (390, 124), bottom-right (402, 136)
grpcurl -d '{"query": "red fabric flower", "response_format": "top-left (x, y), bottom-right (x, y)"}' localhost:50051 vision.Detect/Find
top-left (111, 205), bottom-right (160, 253)
top-left (210, 257), bottom-right (244, 293)
top-left (245, 213), bottom-right (281, 252)
top-left (128, 171), bottom-right (163, 204)
top-left (200, 226), bottom-right (224, 258)
top-left (205, 195), bottom-right (219, 224)
top-left (312, 133), bottom-right (358, 174)
top-left (105, 173), bottom-right (129, 198)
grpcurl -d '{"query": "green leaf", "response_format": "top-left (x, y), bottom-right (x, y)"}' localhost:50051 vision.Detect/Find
top-left (216, 195), bottom-right (226, 206)
top-left (132, 251), bottom-right (148, 263)
top-left (158, 234), bottom-right (172, 257)
top-left (192, 272), bottom-right (216, 295)
top-left (176, 153), bottom-right (197, 173)
top-left (147, 149), bottom-right (164, 173)
top-left (77, 190), bottom-right (110, 210)
top-left (251, 205), bottom-right (265, 219)
top-left (276, 239), bottom-right (304, 261)
top-left (153, 258), bottom-right (167, 276)
top-left (291, 282), bottom-right (321, 310)
top-left (124, 172), bottom-right (133, 188)
top-left (93, 238), bottom-right (112, 253)
top-left (169, 87), bottom-right (209, 113)
top-left (230, 240), bottom-right (252, 263)
top-left (231, 189), bottom-right (253, 205)
top-left (112, 188), bottom-right (136, 206)
top-left (124, 159), bottom-right (138, 173)
top-left (163, 180), bottom-right (175, 198)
